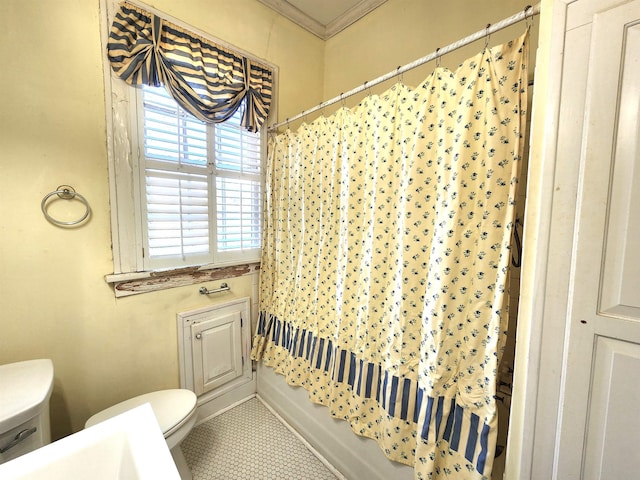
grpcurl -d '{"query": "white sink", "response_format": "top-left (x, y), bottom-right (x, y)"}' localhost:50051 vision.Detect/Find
top-left (0, 403), bottom-right (180, 479)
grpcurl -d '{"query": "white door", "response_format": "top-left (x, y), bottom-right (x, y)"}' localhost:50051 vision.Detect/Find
top-left (552, 0), bottom-right (640, 478)
top-left (192, 309), bottom-right (244, 396)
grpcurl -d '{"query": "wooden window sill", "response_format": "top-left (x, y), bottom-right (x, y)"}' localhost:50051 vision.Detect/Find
top-left (105, 262), bottom-right (260, 297)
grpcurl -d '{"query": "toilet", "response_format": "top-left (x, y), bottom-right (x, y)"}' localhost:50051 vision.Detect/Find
top-left (85, 389), bottom-right (197, 480)
top-left (0, 359), bottom-right (54, 464)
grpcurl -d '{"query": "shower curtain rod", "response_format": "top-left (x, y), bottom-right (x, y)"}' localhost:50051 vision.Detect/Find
top-left (268, 3), bottom-right (540, 132)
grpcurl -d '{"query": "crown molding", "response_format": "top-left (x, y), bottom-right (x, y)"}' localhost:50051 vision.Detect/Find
top-left (325, 0), bottom-right (387, 39)
top-left (257, 0), bottom-right (387, 40)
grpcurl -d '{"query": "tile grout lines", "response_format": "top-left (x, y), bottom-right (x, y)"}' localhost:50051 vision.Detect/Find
top-left (181, 396), bottom-right (343, 480)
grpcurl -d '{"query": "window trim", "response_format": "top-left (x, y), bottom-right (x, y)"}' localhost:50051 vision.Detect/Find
top-left (100, 0), bottom-right (277, 296)
top-left (105, 262), bottom-right (261, 297)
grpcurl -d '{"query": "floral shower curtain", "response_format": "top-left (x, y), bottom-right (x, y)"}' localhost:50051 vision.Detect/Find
top-left (251, 30), bottom-right (529, 480)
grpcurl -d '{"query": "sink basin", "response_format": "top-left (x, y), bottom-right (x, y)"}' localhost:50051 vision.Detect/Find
top-left (0, 403), bottom-right (180, 479)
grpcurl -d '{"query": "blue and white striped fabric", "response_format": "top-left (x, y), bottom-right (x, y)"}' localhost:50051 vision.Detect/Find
top-left (256, 312), bottom-right (493, 475)
top-left (107, 2), bottom-right (273, 132)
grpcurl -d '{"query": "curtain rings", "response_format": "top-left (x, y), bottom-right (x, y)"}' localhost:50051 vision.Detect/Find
top-left (524, 5), bottom-right (535, 28)
top-left (396, 66), bottom-right (404, 84)
top-left (364, 80), bottom-right (372, 97)
top-left (435, 48), bottom-right (442, 68)
top-left (340, 93), bottom-right (347, 108)
top-left (484, 23), bottom-right (491, 49)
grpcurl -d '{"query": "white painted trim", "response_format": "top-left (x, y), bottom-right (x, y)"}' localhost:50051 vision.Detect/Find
top-left (325, 0), bottom-right (388, 38)
top-left (257, 0), bottom-right (387, 39)
top-left (100, 0), bottom-right (141, 275)
top-left (256, 0), bottom-right (325, 38)
top-left (193, 380), bottom-right (258, 424)
top-left (505, 0), bottom-right (575, 479)
top-left (104, 261), bottom-right (260, 284)
top-left (195, 393), bottom-right (256, 424)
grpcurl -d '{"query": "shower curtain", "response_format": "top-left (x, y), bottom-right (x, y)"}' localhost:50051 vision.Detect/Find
top-left (251, 30), bottom-right (529, 480)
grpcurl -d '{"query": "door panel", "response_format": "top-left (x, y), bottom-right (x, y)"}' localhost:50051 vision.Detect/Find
top-left (555, 1), bottom-right (640, 478)
top-left (583, 337), bottom-right (640, 478)
top-left (599, 20), bottom-right (640, 318)
top-left (192, 310), bottom-right (243, 395)
top-left (177, 297), bottom-right (253, 397)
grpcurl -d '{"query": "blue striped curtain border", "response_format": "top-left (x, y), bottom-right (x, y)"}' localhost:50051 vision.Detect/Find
top-left (256, 311), bottom-right (492, 475)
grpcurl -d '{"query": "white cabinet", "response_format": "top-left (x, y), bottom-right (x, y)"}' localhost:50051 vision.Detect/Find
top-left (178, 297), bottom-right (252, 399)
top-left (191, 309), bottom-right (243, 395)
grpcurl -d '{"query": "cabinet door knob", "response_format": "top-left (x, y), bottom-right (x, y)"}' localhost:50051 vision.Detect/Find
top-left (195, 333), bottom-right (202, 340)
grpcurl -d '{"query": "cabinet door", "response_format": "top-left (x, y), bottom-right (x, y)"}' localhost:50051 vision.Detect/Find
top-left (191, 310), bottom-right (243, 396)
top-left (553, 1), bottom-right (640, 478)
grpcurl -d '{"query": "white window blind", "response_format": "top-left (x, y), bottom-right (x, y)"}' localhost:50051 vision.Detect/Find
top-left (215, 118), bottom-right (262, 253)
top-left (138, 85), bottom-right (262, 269)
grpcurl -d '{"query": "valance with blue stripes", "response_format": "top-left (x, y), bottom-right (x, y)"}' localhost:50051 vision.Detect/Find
top-left (107, 2), bottom-right (273, 132)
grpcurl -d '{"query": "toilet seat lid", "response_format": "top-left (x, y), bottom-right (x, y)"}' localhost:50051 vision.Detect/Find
top-left (85, 389), bottom-right (197, 436)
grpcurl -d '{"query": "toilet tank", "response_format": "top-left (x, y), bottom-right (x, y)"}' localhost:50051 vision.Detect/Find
top-left (0, 359), bottom-right (54, 464)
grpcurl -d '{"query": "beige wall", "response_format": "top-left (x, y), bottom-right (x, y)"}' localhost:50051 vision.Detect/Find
top-left (0, 0), bottom-right (537, 441)
top-left (0, 0), bottom-right (323, 439)
top-left (324, 0), bottom-right (538, 107)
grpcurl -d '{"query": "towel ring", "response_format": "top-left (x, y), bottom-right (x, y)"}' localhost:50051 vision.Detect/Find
top-left (41, 185), bottom-right (91, 226)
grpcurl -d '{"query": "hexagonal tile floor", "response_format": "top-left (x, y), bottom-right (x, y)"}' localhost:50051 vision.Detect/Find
top-left (181, 396), bottom-right (343, 480)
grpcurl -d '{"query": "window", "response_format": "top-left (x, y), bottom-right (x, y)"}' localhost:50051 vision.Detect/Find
top-left (137, 85), bottom-right (263, 270)
top-left (101, 0), bottom-right (275, 295)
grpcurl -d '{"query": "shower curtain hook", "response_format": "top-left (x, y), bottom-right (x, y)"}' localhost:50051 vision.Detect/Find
top-left (484, 23), bottom-right (491, 49)
top-left (396, 65), bottom-right (404, 84)
top-left (364, 80), bottom-right (372, 97)
top-left (435, 48), bottom-right (442, 67)
top-left (340, 93), bottom-right (346, 108)
top-left (524, 5), bottom-right (534, 28)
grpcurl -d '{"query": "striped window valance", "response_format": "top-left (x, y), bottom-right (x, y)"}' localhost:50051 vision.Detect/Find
top-left (107, 2), bottom-right (273, 132)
